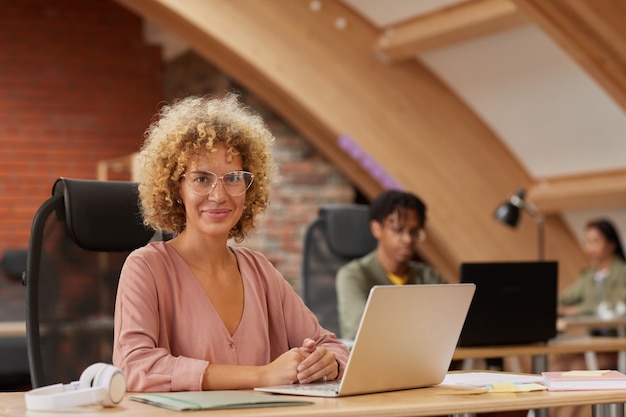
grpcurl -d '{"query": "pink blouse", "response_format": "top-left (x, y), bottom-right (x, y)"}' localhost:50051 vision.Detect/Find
top-left (113, 242), bottom-right (349, 392)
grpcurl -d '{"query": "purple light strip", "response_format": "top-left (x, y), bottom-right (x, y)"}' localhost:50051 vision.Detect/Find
top-left (338, 133), bottom-right (403, 190)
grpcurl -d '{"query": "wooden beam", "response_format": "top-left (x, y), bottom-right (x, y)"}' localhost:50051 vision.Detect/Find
top-left (513, 0), bottom-right (626, 113)
top-left (116, 0), bottom-right (383, 201)
top-left (529, 169), bottom-right (626, 214)
top-left (374, 0), bottom-right (528, 63)
top-left (114, 0), bottom-right (586, 287)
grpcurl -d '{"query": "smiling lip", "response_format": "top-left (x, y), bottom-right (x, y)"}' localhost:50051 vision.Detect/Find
top-left (203, 208), bottom-right (231, 220)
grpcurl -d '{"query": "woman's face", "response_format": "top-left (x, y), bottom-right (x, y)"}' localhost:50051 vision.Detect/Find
top-left (583, 226), bottom-right (615, 266)
top-left (179, 143), bottom-right (246, 239)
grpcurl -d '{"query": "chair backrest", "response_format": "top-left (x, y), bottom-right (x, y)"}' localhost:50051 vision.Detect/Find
top-left (25, 178), bottom-right (158, 388)
top-left (301, 204), bottom-right (377, 336)
top-left (0, 249), bottom-right (28, 282)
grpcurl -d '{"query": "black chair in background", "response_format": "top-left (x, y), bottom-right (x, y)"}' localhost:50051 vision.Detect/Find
top-left (24, 178), bottom-right (158, 388)
top-left (0, 249), bottom-right (28, 283)
top-left (301, 204), bottom-right (377, 337)
top-left (0, 249), bottom-right (30, 390)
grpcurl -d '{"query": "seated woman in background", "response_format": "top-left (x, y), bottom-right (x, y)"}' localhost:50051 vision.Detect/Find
top-left (551, 218), bottom-right (626, 417)
top-left (113, 94), bottom-right (349, 392)
top-left (558, 218), bottom-right (626, 320)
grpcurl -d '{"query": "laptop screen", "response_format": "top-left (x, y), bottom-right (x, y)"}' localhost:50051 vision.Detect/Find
top-left (458, 261), bottom-right (558, 347)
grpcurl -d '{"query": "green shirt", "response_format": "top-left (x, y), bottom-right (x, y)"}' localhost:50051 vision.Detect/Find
top-left (559, 258), bottom-right (626, 316)
top-left (335, 250), bottom-right (445, 340)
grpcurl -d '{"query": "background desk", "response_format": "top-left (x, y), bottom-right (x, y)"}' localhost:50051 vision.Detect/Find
top-left (1, 381), bottom-right (626, 417)
top-left (557, 316), bottom-right (626, 337)
top-left (0, 321), bottom-right (26, 337)
top-left (558, 317), bottom-right (626, 371)
top-left (454, 336), bottom-right (626, 374)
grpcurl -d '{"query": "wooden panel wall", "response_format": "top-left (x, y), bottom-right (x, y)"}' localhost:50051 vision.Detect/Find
top-left (115, 0), bottom-right (587, 288)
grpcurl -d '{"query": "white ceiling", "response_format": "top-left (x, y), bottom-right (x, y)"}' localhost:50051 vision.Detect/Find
top-left (341, 0), bottom-right (469, 28)
top-left (420, 25), bottom-right (626, 179)
top-left (341, 0), bottom-right (626, 245)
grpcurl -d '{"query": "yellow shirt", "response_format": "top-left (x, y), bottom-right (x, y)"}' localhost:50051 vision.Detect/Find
top-left (387, 272), bottom-right (408, 285)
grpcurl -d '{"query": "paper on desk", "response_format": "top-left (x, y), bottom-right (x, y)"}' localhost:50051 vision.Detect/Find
top-left (442, 372), bottom-right (544, 388)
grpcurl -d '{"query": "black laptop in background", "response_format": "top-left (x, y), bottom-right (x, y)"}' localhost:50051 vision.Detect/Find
top-left (458, 261), bottom-right (558, 347)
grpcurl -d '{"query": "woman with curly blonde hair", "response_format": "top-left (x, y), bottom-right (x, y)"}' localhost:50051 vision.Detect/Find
top-left (113, 94), bottom-right (348, 392)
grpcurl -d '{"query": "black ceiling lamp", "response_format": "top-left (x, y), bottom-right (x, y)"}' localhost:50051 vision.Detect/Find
top-left (494, 188), bottom-right (545, 260)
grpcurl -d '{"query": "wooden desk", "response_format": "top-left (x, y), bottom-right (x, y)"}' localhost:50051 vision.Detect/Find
top-left (454, 336), bottom-right (626, 374)
top-left (558, 318), bottom-right (626, 371)
top-left (0, 321), bottom-right (26, 337)
top-left (558, 316), bottom-right (626, 336)
top-left (453, 337), bottom-right (626, 417)
top-left (1, 380), bottom-right (626, 417)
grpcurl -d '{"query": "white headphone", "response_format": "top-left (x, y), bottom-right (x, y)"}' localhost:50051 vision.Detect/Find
top-left (25, 363), bottom-right (126, 410)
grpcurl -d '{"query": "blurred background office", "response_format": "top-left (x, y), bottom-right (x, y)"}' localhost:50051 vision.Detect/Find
top-left (3, 0), bottom-right (626, 291)
top-left (1, 0), bottom-right (626, 389)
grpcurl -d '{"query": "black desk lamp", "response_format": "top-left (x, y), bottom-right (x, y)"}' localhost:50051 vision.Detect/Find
top-left (494, 188), bottom-right (545, 260)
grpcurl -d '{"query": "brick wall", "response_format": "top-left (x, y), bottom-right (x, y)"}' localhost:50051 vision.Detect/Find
top-left (0, 1), bottom-right (357, 291)
top-left (163, 52), bottom-right (357, 288)
top-left (0, 0), bottom-right (163, 253)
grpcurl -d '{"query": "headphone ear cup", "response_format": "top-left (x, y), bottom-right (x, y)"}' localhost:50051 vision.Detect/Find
top-left (93, 365), bottom-right (126, 406)
top-left (79, 363), bottom-right (108, 389)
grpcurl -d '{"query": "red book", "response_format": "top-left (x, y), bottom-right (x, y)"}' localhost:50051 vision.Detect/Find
top-left (542, 370), bottom-right (626, 391)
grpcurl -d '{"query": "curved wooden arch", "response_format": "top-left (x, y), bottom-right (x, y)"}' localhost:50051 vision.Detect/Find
top-left (115, 0), bottom-right (586, 287)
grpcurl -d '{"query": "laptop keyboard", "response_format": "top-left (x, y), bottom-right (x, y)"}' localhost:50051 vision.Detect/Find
top-left (288, 381), bottom-right (340, 392)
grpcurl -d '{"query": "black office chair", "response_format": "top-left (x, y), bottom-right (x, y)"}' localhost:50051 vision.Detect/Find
top-left (24, 178), bottom-right (158, 388)
top-left (301, 204), bottom-right (377, 337)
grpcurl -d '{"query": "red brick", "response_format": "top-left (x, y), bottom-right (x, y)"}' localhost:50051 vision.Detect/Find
top-left (0, 0), bottom-right (162, 254)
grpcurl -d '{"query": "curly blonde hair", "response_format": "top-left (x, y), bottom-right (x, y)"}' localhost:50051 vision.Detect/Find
top-left (137, 93), bottom-right (276, 242)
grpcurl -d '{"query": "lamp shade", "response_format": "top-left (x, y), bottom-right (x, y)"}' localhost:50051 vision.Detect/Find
top-left (493, 188), bottom-right (545, 260)
top-left (494, 188), bottom-right (526, 228)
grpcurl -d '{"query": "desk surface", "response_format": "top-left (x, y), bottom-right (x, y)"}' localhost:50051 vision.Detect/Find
top-left (2, 382), bottom-right (626, 417)
top-left (453, 336), bottom-right (626, 360)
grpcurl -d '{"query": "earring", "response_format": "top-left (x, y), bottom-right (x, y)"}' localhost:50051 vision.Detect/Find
top-left (176, 199), bottom-right (182, 205)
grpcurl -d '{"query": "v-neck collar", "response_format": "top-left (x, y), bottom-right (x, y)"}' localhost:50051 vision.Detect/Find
top-left (163, 243), bottom-right (247, 338)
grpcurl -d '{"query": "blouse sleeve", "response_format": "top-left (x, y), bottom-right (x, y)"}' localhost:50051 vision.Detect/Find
top-left (249, 250), bottom-right (350, 378)
top-left (113, 251), bottom-right (208, 392)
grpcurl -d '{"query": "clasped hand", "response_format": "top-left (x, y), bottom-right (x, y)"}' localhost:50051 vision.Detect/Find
top-left (265, 338), bottom-right (338, 386)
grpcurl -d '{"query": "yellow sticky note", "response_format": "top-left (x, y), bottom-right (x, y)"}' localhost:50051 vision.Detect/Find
top-left (489, 382), bottom-right (519, 392)
top-left (514, 383), bottom-right (548, 392)
top-left (562, 370), bottom-right (611, 377)
top-left (489, 382), bottom-right (517, 392)
top-left (488, 382), bottom-right (548, 393)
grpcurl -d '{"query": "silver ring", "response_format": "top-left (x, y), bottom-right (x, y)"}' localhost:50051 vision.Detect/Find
top-left (322, 375), bottom-right (327, 382)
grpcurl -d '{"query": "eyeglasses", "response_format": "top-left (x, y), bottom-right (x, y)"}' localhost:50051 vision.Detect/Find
top-left (182, 170), bottom-right (254, 197)
top-left (385, 225), bottom-right (427, 242)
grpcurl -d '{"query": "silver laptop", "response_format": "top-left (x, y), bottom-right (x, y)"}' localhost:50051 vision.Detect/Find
top-left (255, 283), bottom-right (475, 397)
